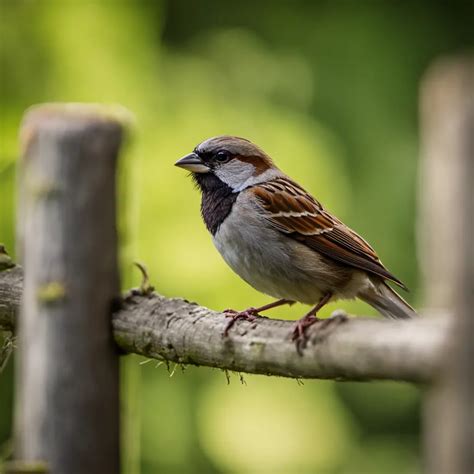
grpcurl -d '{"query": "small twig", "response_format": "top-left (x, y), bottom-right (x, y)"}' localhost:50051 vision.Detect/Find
top-left (133, 261), bottom-right (154, 296)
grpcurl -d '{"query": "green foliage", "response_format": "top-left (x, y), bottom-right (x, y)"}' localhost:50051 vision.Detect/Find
top-left (0, 1), bottom-right (471, 472)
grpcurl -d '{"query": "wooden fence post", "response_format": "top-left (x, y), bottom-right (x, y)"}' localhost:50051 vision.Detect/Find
top-left (420, 57), bottom-right (473, 473)
top-left (12, 104), bottom-right (126, 473)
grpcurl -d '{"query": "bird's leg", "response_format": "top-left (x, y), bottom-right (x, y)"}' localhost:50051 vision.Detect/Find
top-left (292, 292), bottom-right (332, 353)
top-left (223, 298), bottom-right (294, 336)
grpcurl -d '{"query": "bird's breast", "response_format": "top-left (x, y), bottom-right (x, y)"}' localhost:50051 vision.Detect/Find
top-left (212, 193), bottom-right (350, 303)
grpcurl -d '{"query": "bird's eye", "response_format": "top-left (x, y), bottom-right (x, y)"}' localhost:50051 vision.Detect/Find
top-left (215, 151), bottom-right (230, 163)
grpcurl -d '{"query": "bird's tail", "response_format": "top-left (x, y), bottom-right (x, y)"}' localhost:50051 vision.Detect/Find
top-left (359, 280), bottom-right (417, 319)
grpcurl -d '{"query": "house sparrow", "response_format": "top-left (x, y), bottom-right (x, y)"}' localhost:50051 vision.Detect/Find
top-left (175, 136), bottom-right (417, 349)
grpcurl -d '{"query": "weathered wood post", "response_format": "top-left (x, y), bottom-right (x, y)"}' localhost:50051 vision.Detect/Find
top-left (12, 104), bottom-right (127, 473)
top-left (419, 57), bottom-right (473, 473)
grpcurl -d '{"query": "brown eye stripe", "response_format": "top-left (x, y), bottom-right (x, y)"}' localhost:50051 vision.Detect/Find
top-left (235, 154), bottom-right (273, 174)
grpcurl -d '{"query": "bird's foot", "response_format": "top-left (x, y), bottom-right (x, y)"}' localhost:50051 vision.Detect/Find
top-left (292, 312), bottom-right (349, 355)
top-left (223, 307), bottom-right (262, 336)
top-left (291, 314), bottom-right (321, 355)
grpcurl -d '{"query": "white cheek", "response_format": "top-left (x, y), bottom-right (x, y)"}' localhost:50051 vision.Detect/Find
top-left (214, 161), bottom-right (255, 191)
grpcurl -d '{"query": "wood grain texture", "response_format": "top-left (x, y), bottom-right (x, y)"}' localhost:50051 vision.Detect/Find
top-left (14, 104), bottom-right (125, 473)
top-left (0, 265), bottom-right (450, 384)
top-left (420, 57), bottom-right (474, 474)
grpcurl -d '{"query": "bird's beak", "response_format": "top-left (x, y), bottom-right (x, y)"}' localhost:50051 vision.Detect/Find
top-left (174, 153), bottom-right (209, 173)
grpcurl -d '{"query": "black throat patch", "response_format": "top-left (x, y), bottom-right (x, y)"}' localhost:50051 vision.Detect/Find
top-left (192, 173), bottom-right (238, 235)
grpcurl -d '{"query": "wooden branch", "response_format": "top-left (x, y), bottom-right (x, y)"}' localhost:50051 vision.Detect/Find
top-left (0, 265), bottom-right (450, 384)
top-left (13, 105), bottom-right (125, 473)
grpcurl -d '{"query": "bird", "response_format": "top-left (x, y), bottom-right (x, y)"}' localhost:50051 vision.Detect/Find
top-left (175, 135), bottom-right (417, 350)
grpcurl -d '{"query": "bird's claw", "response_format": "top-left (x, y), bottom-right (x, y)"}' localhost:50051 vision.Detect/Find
top-left (223, 308), bottom-right (260, 336)
top-left (291, 315), bottom-right (320, 355)
top-left (292, 313), bottom-right (348, 355)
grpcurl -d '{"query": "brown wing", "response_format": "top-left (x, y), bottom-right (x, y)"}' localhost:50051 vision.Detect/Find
top-left (251, 177), bottom-right (407, 289)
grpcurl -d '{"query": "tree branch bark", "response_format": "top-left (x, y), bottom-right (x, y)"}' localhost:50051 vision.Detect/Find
top-left (0, 265), bottom-right (449, 383)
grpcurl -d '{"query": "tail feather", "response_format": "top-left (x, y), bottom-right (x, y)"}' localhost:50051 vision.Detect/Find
top-left (359, 281), bottom-right (417, 319)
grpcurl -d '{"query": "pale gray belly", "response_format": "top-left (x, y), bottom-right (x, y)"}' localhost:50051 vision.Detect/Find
top-left (212, 209), bottom-right (350, 304)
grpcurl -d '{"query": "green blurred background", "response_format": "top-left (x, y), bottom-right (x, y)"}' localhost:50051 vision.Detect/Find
top-left (0, 1), bottom-right (472, 473)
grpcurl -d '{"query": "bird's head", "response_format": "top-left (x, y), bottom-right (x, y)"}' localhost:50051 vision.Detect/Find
top-left (175, 136), bottom-right (280, 192)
